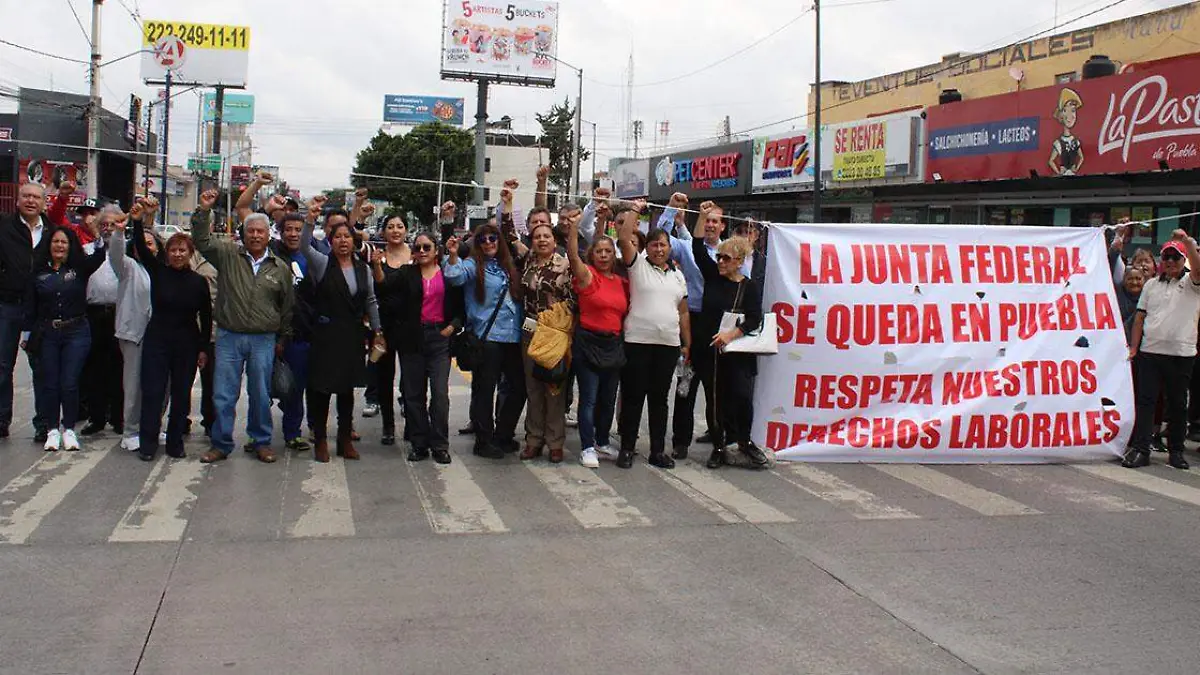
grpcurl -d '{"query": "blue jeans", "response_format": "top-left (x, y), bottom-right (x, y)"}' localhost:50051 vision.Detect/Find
top-left (281, 340), bottom-right (310, 442)
top-left (0, 301), bottom-right (23, 429)
top-left (211, 328), bottom-right (276, 455)
top-left (39, 321), bottom-right (91, 429)
top-left (573, 343), bottom-right (620, 450)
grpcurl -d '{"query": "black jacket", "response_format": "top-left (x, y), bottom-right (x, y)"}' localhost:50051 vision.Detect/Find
top-left (377, 264), bottom-right (466, 355)
top-left (0, 213), bottom-right (52, 303)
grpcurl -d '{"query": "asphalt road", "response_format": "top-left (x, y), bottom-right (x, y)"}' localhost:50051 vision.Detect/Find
top-left (2, 363), bottom-right (1200, 674)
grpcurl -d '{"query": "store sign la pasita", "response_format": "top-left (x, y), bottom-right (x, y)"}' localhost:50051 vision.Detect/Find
top-left (1098, 74), bottom-right (1200, 163)
top-left (655, 152), bottom-right (742, 190)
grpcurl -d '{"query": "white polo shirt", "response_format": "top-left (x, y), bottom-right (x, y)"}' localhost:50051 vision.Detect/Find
top-left (1137, 271), bottom-right (1200, 357)
top-left (624, 252), bottom-right (688, 347)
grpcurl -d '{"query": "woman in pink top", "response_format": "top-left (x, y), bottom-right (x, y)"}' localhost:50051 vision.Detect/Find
top-left (566, 209), bottom-right (630, 469)
top-left (375, 232), bottom-right (465, 464)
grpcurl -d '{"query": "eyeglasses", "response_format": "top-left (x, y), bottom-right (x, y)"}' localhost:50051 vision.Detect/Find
top-left (414, 243), bottom-right (435, 253)
top-left (716, 253), bottom-right (737, 263)
top-left (479, 234), bottom-right (499, 244)
top-left (1162, 252), bottom-right (1184, 261)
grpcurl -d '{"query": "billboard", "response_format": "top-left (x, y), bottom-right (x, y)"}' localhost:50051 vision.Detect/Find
top-left (441, 1), bottom-right (559, 88)
top-left (140, 20), bottom-right (250, 87)
top-left (926, 56), bottom-right (1200, 182)
top-left (751, 132), bottom-right (815, 193)
top-left (648, 142), bottom-right (753, 201)
top-left (383, 95), bottom-right (466, 126)
top-left (613, 159), bottom-right (649, 198)
top-left (203, 92), bottom-right (255, 124)
top-left (831, 112), bottom-right (920, 182)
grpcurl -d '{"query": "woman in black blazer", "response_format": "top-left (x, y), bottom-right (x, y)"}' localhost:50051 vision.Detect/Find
top-left (374, 231), bottom-right (464, 464)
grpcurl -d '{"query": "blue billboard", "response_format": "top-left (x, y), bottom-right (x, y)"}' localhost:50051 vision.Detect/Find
top-left (202, 93), bottom-right (255, 125)
top-left (383, 95), bottom-right (465, 126)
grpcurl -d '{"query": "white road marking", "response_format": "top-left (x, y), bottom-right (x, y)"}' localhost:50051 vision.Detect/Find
top-left (980, 466), bottom-right (1152, 513)
top-left (525, 463), bottom-right (652, 529)
top-left (873, 465), bottom-right (1041, 517)
top-left (287, 460), bottom-right (356, 539)
top-left (0, 450), bottom-right (107, 544)
top-left (1074, 464), bottom-right (1200, 508)
top-left (651, 468), bottom-right (741, 524)
top-left (411, 458), bottom-right (507, 534)
top-left (109, 458), bottom-right (207, 543)
top-left (663, 464), bottom-right (794, 524)
top-left (777, 464), bottom-right (919, 520)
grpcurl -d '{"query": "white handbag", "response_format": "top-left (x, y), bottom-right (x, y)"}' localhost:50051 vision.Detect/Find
top-left (718, 280), bottom-right (779, 355)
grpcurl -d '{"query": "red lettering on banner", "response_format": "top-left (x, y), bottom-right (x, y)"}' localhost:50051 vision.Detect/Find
top-left (825, 304), bottom-right (945, 350)
top-left (793, 373), bottom-right (933, 410)
top-left (849, 244), bottom-right (953, 284)
top-left (764, 418), bottom-right (943, 451)
top-left (943, 412), bottom-right (1113, 449)
top-left (774, 303), bottom-right (817, 345)
top-left (950, 303), bottom-right (991, 342)
top-left (996, 293), bottom-right (1117, 341)
top-left (959, 245), bottom-right (1085, 284)
top-left (799, 244), bottom-right (843, 284)
top-left (941, 359), bottom-right (1098, 405)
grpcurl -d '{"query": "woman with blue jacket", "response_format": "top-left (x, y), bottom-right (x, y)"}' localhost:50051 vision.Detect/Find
top-left (443, 223), bottom-right (526, 459)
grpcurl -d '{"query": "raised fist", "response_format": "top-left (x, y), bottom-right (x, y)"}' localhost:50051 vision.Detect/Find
top-left (354, 187), bottom-right (368, 203)
top-left (361, 203), bottom-right (377, 218)
top-left (256, 170), bottom-right (275, 184)
top-left (445, 236), bottom-right (460, 256)
top-left (440, 201), bottom-right (457, 219)
top-left (536, 165), bottom-right (551, 180)
top-left (669, 192), bottom-right (688, 208)
top-left (141, 196), bottom-right (160, 214)
top-left (199, 189), bottom-right (219, 210)
top-left (267, 194), bottom-right (288, 212)
top-left (59, 180), bottom-right (77, 195)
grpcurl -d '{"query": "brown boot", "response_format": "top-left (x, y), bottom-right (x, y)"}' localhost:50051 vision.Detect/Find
top-left (337, 434), bottom-right (360, 460)
top-left (313, 439), bottom-right (331, 463)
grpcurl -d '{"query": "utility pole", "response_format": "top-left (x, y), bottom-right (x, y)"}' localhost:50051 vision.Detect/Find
top-left (722, 115), bottom-right (731, 144)
top-left (159, 70), bottom-right (172, 226)
top-left (474, 79), bottom-right (488, 207)
top-left (86, 0), bottom-right (104, 200)
top-left (209, 85), bottom-right (226, 192)
top-left (436, 158), bottom-right (445, 227)
top-left (569, 68), bottom-right (583, 200)
top-left (813, 0), bottom-right (823, 223)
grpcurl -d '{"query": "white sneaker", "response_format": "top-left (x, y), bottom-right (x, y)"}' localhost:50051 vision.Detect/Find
top-left (120, 436), bottom-right (140, 451)
top-left (565, 411), bottom-right (578, 428)
top-left (159, 432), bottom-right (167, 444)
top-left (595, 445), bottom-right (619, 462)
top-left (579, 447), bottom-right (600, 469)
top-left (62, 429), bottom-right (80, 451)
top-left (44, 429), bottom-right (62, 451)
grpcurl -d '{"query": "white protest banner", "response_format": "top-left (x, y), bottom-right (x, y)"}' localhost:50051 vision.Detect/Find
top-left (754, 224), bottom-right (1134, 463)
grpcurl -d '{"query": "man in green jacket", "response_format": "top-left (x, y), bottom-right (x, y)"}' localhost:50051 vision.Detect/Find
top-left (192, 189), bottom-right (294, 464)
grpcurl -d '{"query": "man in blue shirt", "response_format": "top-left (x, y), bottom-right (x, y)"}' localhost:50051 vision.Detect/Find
top-left (662, 195), bottom-right (752, 459)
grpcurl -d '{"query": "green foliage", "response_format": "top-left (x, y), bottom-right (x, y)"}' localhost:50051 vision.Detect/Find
top-left (535, 98), bottom-right (590, 193)
top-left (351, 122), bottom-right (475, 224)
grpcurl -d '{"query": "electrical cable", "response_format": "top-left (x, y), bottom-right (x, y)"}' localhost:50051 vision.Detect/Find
top-left (65, 0), bottom-right (92, 48)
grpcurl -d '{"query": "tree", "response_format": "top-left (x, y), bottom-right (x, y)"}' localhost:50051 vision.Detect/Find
top-left (535, 98), bottom-right (590, 195)
top-left (351, 122), bottom-right (475, 223)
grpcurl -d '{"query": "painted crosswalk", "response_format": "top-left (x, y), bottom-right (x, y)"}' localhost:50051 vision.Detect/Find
top-left (7, 439), bottom-right (1200, 546)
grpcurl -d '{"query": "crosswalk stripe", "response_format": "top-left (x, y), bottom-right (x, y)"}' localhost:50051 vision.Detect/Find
top-left (286, 460), bottom-right (356, 539)
top-left (525, 464), bottom-right (653, 529)
top-left (662, 464), bottom-right (795, 524)
top-left (0, 450), bottom-right (108, 544)
top-left (980, 466), bottom-right (1152, 513)
top-left (777, 464), bottom-right (919, 520)
top-left (651, 468), bottom-right (742, 524)
top-left (1073, 464), bottom-right (1200, 508)
top-left (108, 458), bottom-right (207, 543)
top-left (410, 459), bottom-right (508, 534)
top-left (873, 465), bottom-right (1041, 516)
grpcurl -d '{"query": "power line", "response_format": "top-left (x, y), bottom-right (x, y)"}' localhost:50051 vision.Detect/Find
top-left (0, 38), bottom-right (89, 64)
top-left (65, 0), bottom-right (91, 48)
top-left (113, 0), bottom-right (143, 30)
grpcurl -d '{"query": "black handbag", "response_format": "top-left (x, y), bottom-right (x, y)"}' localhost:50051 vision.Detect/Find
top-left (270, 357), bottom-right (297, 401)
top-left (451, 288), bottom-right (507, 372)
top-left (575, 328), bottom-right (626, 370)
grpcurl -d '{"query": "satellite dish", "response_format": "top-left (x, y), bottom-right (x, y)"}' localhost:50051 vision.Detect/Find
top-left (1009, 67), bottom-right (1025, 82)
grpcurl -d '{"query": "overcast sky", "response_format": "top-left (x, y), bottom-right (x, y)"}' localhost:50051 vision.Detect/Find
top-left (0, 0), bottom-right (1186, 194)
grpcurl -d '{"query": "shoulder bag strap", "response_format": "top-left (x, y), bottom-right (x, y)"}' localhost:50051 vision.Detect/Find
top-left (479, 273), bottom-right (509, 341)
top-left (732, 279), bottom-right (747, 314)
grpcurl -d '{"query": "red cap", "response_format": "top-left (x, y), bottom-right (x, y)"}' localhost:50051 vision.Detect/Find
top-left (1162, 240), bottom-right (1187, 257)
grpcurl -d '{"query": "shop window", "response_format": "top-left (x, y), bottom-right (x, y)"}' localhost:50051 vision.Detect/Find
top-left (1055, 72), bottom-right (1077, 84)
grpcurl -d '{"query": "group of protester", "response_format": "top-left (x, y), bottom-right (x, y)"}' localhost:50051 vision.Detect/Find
top-left (0, 167), bottom-right (772, 471)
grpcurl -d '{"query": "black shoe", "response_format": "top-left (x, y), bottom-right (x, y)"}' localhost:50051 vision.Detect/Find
top-left (34, 428), bottom-right (48, 443)
top-left (0, 425), bottom-right (8, 439)
top-left (381, 433), bottom-right (396, 446)
top-left (458, 425), bottom-right (475, 436)
top-left (1121, 449), bottom-right (1151, 468)
top-left (473, 444), bottom-right (505, 460)
top-left (740, 442), bottom-right (770, 469)
top-left (672, 446), bottom-right (689, 461)
top-left (706, 449), bottom-right (725, 469)
top-left (616, 449), bottom-right (635, 469)
top-left (165, 447), bottom-right (186, 459)
top-left (80, 422), bottom-right (107, 436)
top-left (496, 438), bottom-right (519, 454)
top-left (696, 432), bottom-right (712, 444)
top-left (1168, 451), bottom-right (1190, 470)
top-left (111, 422), bottom-right (123, 435)
top-left (408, 447), bottom-right (430, 462)
top-left (648, 452), bottom-right (675, 469)
top-left (137, 450), bottom-right (155, 462)
top-left (431, 448), bottom-right (452, 465)
top-left (1151, 435), bottom-right (1168, 453)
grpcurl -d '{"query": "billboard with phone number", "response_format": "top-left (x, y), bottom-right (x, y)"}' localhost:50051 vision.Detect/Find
top-left (441, 1), bottom-right (559, 88)
top-left (925, 56), bottom-right (1200, 182)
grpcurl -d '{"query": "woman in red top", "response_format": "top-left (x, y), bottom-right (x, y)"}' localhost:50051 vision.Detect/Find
top-left (566, 208), bottom-right (629, 468)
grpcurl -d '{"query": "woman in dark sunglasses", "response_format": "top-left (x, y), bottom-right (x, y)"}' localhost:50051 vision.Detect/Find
top-left (443, 222), bottom-right (527, 459)
top-left (375, 232), bottom-right (464, 463)
top-left (370, 215), bottom-right (414, 445)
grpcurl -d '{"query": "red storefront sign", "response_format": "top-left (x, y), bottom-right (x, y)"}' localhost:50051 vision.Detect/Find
top-left (926, 56), bottom-right (1200, 182)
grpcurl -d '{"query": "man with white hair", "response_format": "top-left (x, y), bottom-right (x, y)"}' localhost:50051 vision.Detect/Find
top-left (192, 190), bottom-right (295, 464)
top-left (80, 204), bottom-right (127, 437)
top-left (0, 182), bottom-right (56, 440)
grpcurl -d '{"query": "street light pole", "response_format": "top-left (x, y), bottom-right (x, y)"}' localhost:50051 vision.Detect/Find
top-left (569, 67), bottom-right (583, 202)
top-left (812, 0), bottom-right (822, 223)
top-left (86, 0), bottom-right (104, 200)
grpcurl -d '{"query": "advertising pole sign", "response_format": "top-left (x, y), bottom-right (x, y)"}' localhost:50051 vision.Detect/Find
top-left (649, 142), bottom-right (752, 200)
top-left (440, 1), bottom-right (559, 87)
top-left (203, 93), bottom-right (255, 124)
top-left (383, 95), bottom-right (466, 126)
top-left (832, 121), bottom-right (887, 181)
top-left (755, 223), bottom-right (1133, 463)
top-left (140, 20), bottom-right (251, 87)
top-left (926, 56), bottom-right (1200, 181)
